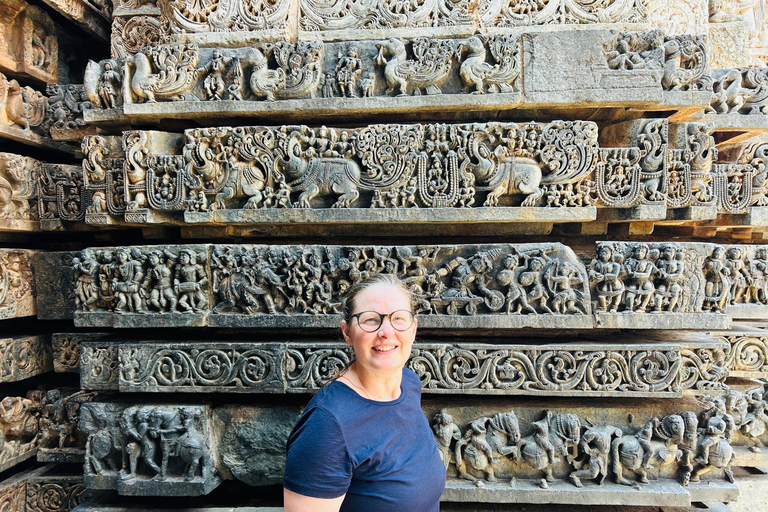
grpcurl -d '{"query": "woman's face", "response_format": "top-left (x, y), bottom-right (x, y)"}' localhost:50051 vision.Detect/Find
top-left (341, 283), bottom-right (417, 376)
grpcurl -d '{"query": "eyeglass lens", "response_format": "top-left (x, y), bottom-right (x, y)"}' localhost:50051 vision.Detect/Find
top-left (356, 310), bottom-right (414, 332)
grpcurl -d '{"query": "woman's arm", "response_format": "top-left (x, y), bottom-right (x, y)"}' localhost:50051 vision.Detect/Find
top-left (283, 488), bottom-right (345, 512)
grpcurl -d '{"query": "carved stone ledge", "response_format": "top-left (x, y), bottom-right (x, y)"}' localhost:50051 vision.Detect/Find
top-left (71, 243), bottom-right (594, 330)
top-left (0, 152), bottom-right (40, 232)
top-left (74, 338), bottom-right (728, 396)
top-left (80, 403), bottom-right (221, 496)
top-left (718, 244), bottom-right (768, 320)
top-left (37, 166), bottom-right (88, 229)
top-left (33, 252), bottom-right (77, 320)
top-left (46, 84), bottom-right (96, 142)
top-left (0, 249), bottom-right (35, 320)
top-left (715, 331), bottom-right (768, 378)
top-left (39, 0), bottom-right (111, 42)
top-left (0, 335), bottom-right (52, 383)
top-left (0, 1), bottom-right (57, 84)
top-left (52, 333), bottom-right (107, 373)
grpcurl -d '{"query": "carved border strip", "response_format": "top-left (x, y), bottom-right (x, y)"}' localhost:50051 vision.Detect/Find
top-left (76, 340), bottom-right (728, 396)
top-left (0, 336), bottom-right (52, 383)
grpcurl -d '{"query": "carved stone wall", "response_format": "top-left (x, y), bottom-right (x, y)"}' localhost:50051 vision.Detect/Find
top-left (0, 249), bottom-right (36, 320)
top-left (0, 0), bottom-right (58, 83)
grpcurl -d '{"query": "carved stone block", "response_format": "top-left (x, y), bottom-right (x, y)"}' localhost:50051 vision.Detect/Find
top-left (52, 333), bottom-right (108, 373)
top-left (714, 331), bottom-right (768, 378)
top-left (0, 72), bottom-right (49, 136)
top-left (33, 252), bottom-right (76, 320)
top-left (26, 469), bottom-right (87, 512)
top-left (0, 0), bottom-right (57, 83)
top-left (0, 249), bottom-right (35, 320)
top-left (76, 337), bottom-right (728, 397)
top-left (0, 152), bottom-right (40, 232)
top-left (709, 21), bottom-right (752, 69)
top-left (0, 472), bottom-right (26, 512)
top-left (36, 388), bottom-right (96, 464)
top-left (718, 244), bottom-right (768, 319)
top-left (80, 402), bottom-right (220, 496)
top-left (46, 84), bottom-right (95, 141)
top-left (40, 0), bottom-right (110, 42)
top-left (648, 0), bottom-right (708, 37)
top-left (0, 392), bottom-right (41, 472)
top-left (588, 241), bottom-right (730, 329)
top-left (0, 335), bottom-right (52, 383)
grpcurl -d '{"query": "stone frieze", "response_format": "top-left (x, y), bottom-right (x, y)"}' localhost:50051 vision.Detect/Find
top-left (67, 242), bottom-right (767, 329)
top-left (74, 339), bottom-right (730, 397)
top-left (0, 0), bottom-right (57, 83)
top-left (0, 249), bottom-right (36, 320)
top-left (80, 403), bottom-right (220, 496)
top-left (0, 335), bottom-right (52, 383)
top-left (0, 464), bottom-right (91, 512)
top-left (72, 242), bottom-right (596, 329)
top-left (0, 392), bottom-right (40, 472)
top-left (0, 72), bottom-right (48, 135)
top-left (78, 393), bottom-right (768, 500)
top-left (714, 331), bottom-right (768, 378)
top-left (0, 152), bottom-right (40, 232)
top-left (45, 84), bottom-right (95, 141)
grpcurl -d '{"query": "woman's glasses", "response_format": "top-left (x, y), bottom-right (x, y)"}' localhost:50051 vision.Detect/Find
top-left (350, 310), bottom-right (415, 332)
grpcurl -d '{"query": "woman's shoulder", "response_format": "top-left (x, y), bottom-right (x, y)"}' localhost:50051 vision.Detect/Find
top-left (402, 367), bottom-right (422, 393)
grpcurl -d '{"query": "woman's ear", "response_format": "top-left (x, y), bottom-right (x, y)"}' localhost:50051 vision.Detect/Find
top-left (341, 319), bottom-right (351, 344)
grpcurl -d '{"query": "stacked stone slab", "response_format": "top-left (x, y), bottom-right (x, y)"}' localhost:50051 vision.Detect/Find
top-left (3, 0), bottom-right (768, 512)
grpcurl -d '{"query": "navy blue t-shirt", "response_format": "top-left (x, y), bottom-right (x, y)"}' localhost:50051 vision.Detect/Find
top-left (284, 368), bottom-right (445, 511)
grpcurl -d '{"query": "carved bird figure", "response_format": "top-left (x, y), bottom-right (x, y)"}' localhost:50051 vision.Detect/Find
top-left (457, 36), bottom-right (499, 94)
top-left (457, 35), bottom-right (520, 94)
top-left (375, 38), bottom-right (454, 96)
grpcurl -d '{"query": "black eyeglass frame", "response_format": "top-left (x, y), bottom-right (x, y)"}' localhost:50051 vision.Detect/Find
top-left (348, 309), bottom-right (416, 332)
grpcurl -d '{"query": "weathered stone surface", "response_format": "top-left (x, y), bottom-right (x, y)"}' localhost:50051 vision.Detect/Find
top-left (36, 389), bottom-right (96, 464)
top-left (40, 0), bottom-right (110, 42)
top-left (215, 405), bottom-right (300, 487)
top-left (33, 252), bottom-right (77, 320)
top-left (74, 338), bottom-right (729, 397)
top-left (0, 474), bottom-right (25, 512)
top-left (708, 21), bottom-right (752, 69)
top-left (715, 330), bottom-right (768, 378)
top-left (52, 333), bottom-right (107, 374)
top-left (648, 0), bottom-right (708, 37)
top-left (46, 84), bottom-right (96, 141)
top-left (80, 403), bottom-right (220, 496)
top-left (0, 152), bottom-right (40, 232)
top-left (0, 0), bottom-right (57, 84)
top-left (25, 465), bottom-right (89, 512)
top-left (0, 392), bottom-right (40, 472)
top-left (0, 248), bottom-right (35, 320)
top-left (720, 244), bottom-right (768, 319)
top-left (0, 335), bottom-right (52, 383)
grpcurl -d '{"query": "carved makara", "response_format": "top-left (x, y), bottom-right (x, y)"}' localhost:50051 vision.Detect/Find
top-left (710, 68), bottom-right (768, 115)
top-left (0, 72), bottom-right (48, 132)
top-left (0, 153), bottom-right (39, 221)
top-left (375, 38), bottom-right (454, 96)
top-left (662, 35), bottom-right (711, 91)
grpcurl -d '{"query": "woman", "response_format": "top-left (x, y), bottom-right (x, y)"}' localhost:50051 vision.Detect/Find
top-left (283, 274), bottom-right (445, 511)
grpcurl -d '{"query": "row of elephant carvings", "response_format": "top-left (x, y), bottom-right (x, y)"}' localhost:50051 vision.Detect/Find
top-left (434, 386), bottom-right (768, 489)
top-left (67, 120), bottom-right (767, 217)
top-left (70, 242), bottom-right (768, 317)
top-left (81, 34), bottom-right (766, 109)
top-left (0, 389), bottom-right (94, 470)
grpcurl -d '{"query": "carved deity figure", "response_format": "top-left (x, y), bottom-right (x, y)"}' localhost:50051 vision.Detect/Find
top-left (569, 424), bottom-right (623, 488)
top-left (98, 62), bottom-right (121, 109)
top-left (742, 388), bottom-right (768, 451)
top-left (143, 250), bottom-right (177, 313)
top-left (174, 250), bottom-right (208, 313)
top-left (177, 408), bottom-right (210, 481)
top-left (73, 248), bottom-right (101, 311)
top-left (726, 246), bottom-right (751, 304)
top-left (81, 405), bottom-right (120, 475)
top-left (335, 48), bottom-right (362, 97)
top-left (747, 247), bottom-right (768, 304)
top-left (547, 260), bottom-right (585, 315)
top-left (654, 243), bottom-right (685, 312)
top-left (623, 244), bottom-right (657, 313)
top-left (361, 73), bottom-right (375, 97)
top-left (112, 248), bottom-right (145, 313)
top-left (496, 253), bottom-right (536, 315)
top-left (197, 50), bottom-right (230, 101)
top-left (703, 246), bottom-right (731, 312)
top-left (589, 243), bottom-right (625, 313)
top-left (432, 410), bottom-right (461, 469)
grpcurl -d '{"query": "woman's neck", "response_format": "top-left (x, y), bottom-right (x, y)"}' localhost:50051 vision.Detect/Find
top-left (343, 363), bottom-right (402, 401)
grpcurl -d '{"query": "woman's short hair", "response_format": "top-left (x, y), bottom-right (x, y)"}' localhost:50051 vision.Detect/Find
top-left (341, 274), bottom-right (415, 323)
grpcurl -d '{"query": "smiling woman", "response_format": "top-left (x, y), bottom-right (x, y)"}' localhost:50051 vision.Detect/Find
top-left (283, 274), bottom-right (446, 512)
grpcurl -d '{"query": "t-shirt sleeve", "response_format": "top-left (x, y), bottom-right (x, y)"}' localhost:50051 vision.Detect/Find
top-left (284, 406), bottom-right (353, 499)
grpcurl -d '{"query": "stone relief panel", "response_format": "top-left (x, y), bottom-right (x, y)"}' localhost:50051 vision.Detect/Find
top-left (80, 403), bottom-right (219, 496)
top-left (36, 389), bottom-right (96, 463)
top-left (70, 242), bottom-right (592, 330)
top-left (0, 1), bottom-right (57, 83)
top-left (111, 16), bottom-right (167, 59)
top-left (0, 392), bottom-right (41, 472)
top-left (0, 335), bottom-right (52, 383)
top-left (46, 84), bottom-right (95, 141)
top-left (667, 123), bottom-right (718, 209)
top-left (0, 249), bottom-right (36, 320)
top-left (158, 0), bottom-right (290, 34)
top-left (715, 332), bottom-right (768, 378)
top-left (0, 152), bottom-right (40, 230)
top-left (717, 244), bottom-right (768, 319)
top-left (0, 72), bottom-right (49, 136)
top-left (73, 339), bottom-right (729, 396)
top-left (80, 342), bottom-right (119, 390)
top-left (709, 68), bottom-right (768, 116)
top-left (26, 477), bottom-right (86, 512)
top-left (480, 0), bottom-right (646, 27)
top-left (0, 479), bottom-right (25, 512)
top-left (52, 333), bottom-right (107, 374)
top-left (37, 164), bottom-right (87, 224)
top-left (648, 0), bottom-right (708, 37)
